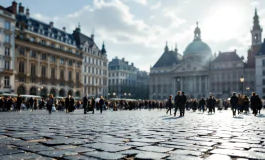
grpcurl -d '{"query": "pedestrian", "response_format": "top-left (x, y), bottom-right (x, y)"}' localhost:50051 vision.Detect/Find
top-left (83, 94), bottom-right (88, 114)
top-left (243, 95), bottom-right (249, 114)
top-left (230, 92), bottom-right (238, 117)
top-left (174, 92), bottom-right (181, 116)
top-left (99, 96), bottom-right (104, 114)
top-left (166, 95), bottom-right (173, 115)
top-left (256, 94), bottom-right (262, 114)
top-left (179, 92), bottom-right (187, 117)
top-left (16, 94), bottom-right (22, 112)
top-left (199, 97), bottom-right (206, 113)
top-left (250, 92), bottom-right (258, 116)
top-left (47, 94), bottom-right (54, 114)
top-left (65, 95), bottom-right (70, 113)
top-left (91, 97), bottom-right (95, 114)
top-left (28, 97), bottom-right (34, 111)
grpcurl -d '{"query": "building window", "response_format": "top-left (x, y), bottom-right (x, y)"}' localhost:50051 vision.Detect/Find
top-left (51, 43), bottom-right (55, 48)
top-left (4, 76), bottom-right (10, 87)
top-left (41, 66), bottom-right (46, 77)
top-left (76, 72), bottom-right (79, 81)
top-left (84, 76), bottom-right (87, 84)
top-left (41, 54), bottom-right (46, 60)
top-left (30, 50), bottom-right (36, 58)
top-left (19, 62), bottom-right (24, 73)
top-left (263, 88), bottom-right (265, 94)
top-left (4, 35), bottom-right (10, 43)
top-left (263, 59), bottom-right (265, 66)
top-left (31, 64), bottom-right (36, 76)
top-left (60, 70), bottom-right (64, 79)
top-left (4, 47), bottom-right (10, 56)
top-left (4, 61), bottom-right (10, 69)
top-left (69, 60), bottom-right (73, 66)
top-left (60, 46), bottom-right (64, 50)
top-left (68, 71), bottom-right (72, 81)
top-left (4, 21), bottom-right (11, 30)
top-left (263, 70), bottom-right (265, 76)
top-left (30, 37), bottom-right (35, 42)
top-left (263, 79), bottom-right (265, 85)
top-left (60, 58), bottom-right (64, 64)
top-left (51, 56), bottom-right (56, 62)
top-left (19, 48), bottom-right (25, 55)
top-left (51, 67), bottom-right (55, 78)
top-left (41, 40), bottom-right (46, 45)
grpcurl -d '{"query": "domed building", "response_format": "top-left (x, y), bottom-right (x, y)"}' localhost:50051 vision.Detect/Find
top-left (149, 18), bottom-right (257, 100)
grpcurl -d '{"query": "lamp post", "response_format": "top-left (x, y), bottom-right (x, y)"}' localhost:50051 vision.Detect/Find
top-left (124, 92), bottom-right (127, 99)
top-left (177, 78), bottom-right (180, 91)
top-left (128, 93), bottom-right (131, 99)
top-left (113, 92), bottom-right (116, 98)
top-left (153, 93), bottom-right (156, 100)
top-left (108, 93), bottom-right (110, 99)
top-left (240, 76), bottom-right (244, 95)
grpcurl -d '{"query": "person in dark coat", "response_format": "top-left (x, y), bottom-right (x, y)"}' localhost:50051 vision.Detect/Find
top-left (257, 95), bottom-right (262, 114)
top-left (65, 95), bottom-right (70, 113)
top-left (99, 96), bottom-right (104, 114)
top-left (199, 98), bottom-right (206, 113)
top-left (174, 92), bottom-right (181, 116)
top-left (230, 92), bottom-right (239, 117)
top-left (212, 96), bottom-right (216, 113)
top-left (166, 95), bottom-right (173, 115)
top-left (83, 94), bottom-right (88, 114)
top-left (250, 92), bottom-right (258, 116)
top-left (47, 94), bottom-right (54, 114)
top-left (208, 96), bottom-right (214, 114)
top-left (16, 94), bottom-right (22, 112)
top-left (28, 97), bottom-right (34, 111)
top-left (179, 92), bottom-right (187, 117)
top-left (91, 97), bottom-right (95, 114)
top-left (69, 96), bottom-right (75, 112)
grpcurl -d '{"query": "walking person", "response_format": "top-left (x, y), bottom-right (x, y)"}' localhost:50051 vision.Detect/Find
top-left (230, 92), bottom-right (238, 117)
top-left (99, 96), bottom-right (104, 114)
top-left (83, 94), bottom-right (88, 114)
top-left (199, 97), bottom-right (206, 113)
top-left (91, 97), bottom-right (95, 114)
top-left (256, 94), bottom-right (262, 114)
top-left (250, 92), bottom-right (258, 116)
top-left (243, 95), bottom-right (249, 114)
top-left (47, 94), bottom-right (54, 114)
top-left (166, 95), bottom-right (173, 115)
top-left (65, 95), bottom-right (70, 113)
top-left (179, 92), bottom-right (187, 117)
top-left (174, 92), bottom-right (181, 116)
top-left (208, 96), bottom-right (214, 114)
top-left (16, 94), bottom-right (22, 112)
top-left (28, 97), bottom-right (34, 111)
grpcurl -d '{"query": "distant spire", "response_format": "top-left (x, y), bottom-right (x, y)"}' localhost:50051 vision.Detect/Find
top-left (164, 41), bottom-right (169, 52)
top-left (175, 43), bottom-right (178, 53)
top-left (91, 27), bottom-right (94, 41)
top-left (253, 8), bottom-right (261, 31)
top-left (101, 41), bottom-right (106, 54)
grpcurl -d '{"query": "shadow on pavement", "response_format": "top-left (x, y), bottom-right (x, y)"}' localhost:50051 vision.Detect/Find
top-left (233, 116), bottom-right (244, 119)
top-left (257, 114), bottom-right (265, 118)
top-left (162, 116), bottom-right (182, 120)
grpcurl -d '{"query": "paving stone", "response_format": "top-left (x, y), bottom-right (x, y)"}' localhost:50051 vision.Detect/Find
top-left (64, 147), bottom-right (95, 153)
top-left (19, 145), bottom-right (54, 152)
top-left (0, 152), bottom-right (53, 160)
top-left (206, 154), bottom-right (232, 160)
top-left (210, 149), bottom-right (265, 159)
top-left (137, 146), bottom-right (174, 153)
top-left (118, 149), bottom-right (142, 155)
top-left (0, 148), bottom-right (25, 156)
top-left (134, 151), bottom-right (169, 159)
top-left (131, 138), bottom-right (164, 143)
top-left (170, 149), bottom-right (202, 156)
top-left (167, 155), bottom-right (203, 160)
top-left (126, 142), bottom-right (152, 147)
top-left (63, 155), bottom-right (99, 160)
top-left (38, 150), bottom-right (78, 158)
top-left (82, 151), bottom-right (126, 159)
top-left (82, 143), bottom-right (131, 152)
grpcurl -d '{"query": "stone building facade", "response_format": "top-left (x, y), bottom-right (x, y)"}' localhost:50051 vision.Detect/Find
top-left (73, 27), bottom-right (108, 98)
top-left (150, 10), bottom-right (259, 100)
top-left (14, 3), bottom-right (83, 97)
top-left (0, 2), bottom-right (16, 93)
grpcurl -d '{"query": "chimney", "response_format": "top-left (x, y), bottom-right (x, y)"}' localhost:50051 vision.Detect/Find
top-left (26, 8), bottom-right (29, 18)
top-left (122, 58), bottom-right (125, 61)
top-left (18, 3), bottom-right (24, 14)
top-left (234, 49), bottom-right (237, 53)
top-left (11, 1), bottom-right (17, 14)
top-left (63, 27), bottom-right (66, 32)
top-left (49, 21), bottom-right (54, 28)
top-left (131, 63), bottom-right (134, 66)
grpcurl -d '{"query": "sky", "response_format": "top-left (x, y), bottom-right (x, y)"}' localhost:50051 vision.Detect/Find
top-left (2, 0), bottom-right (265, 72)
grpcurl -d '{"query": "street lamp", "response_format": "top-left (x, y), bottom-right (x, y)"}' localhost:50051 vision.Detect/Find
top-left (153, 93), bottom-right (156, 100)
top-left (240, 76), bottom-right (244, 95)
top-left (124, 92), bottom-right (127, 99)
top-left (177, 78), bottom-right (180, 91)
top-left (108, 93), bottom-right (110, 99)
top-left (113, 92), bottom-right (116, 98)
top-left (128, 93), bottom-right (131, 98)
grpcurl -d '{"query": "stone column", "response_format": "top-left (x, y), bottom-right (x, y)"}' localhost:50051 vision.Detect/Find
top-left (181, 76), bottom-right (183, 91)
top-left (26, 51), bottom-right (30, 76)
top-left (173, 77), bottom-right (176, 94)
top-left (205, 76), bottom-right (207, 94)
top-left (37, 53), bottom-right (41, 77)
top-left (47, 55), bottom-right (51, 78)
top-left (193, 76), bottom-right (196, 93)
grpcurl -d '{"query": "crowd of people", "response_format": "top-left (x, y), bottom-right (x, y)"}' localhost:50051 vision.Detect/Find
top-left (0, 92), bottom-right (264, 117)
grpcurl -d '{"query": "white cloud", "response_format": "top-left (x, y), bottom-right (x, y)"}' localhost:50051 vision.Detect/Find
top-left (150, 2), bottom-right (161, 10)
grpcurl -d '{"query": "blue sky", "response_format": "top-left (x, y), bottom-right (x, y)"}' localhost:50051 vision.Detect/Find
top-left (2, 0), bottom-right (265, 71)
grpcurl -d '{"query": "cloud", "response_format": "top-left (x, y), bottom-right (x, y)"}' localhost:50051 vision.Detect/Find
top-left (150, 2), bottom-right (161, 10)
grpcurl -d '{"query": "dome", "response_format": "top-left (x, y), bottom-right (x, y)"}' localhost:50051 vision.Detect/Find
top-left (184, 39), bottom-right (212, 55)
top-left (184, 22), bottom-right (212, 55)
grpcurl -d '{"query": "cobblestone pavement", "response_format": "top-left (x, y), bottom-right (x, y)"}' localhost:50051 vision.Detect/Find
top-left (0, 109), bottom-right (265, 160)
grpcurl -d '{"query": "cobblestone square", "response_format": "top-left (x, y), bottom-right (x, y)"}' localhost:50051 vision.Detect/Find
top-left (0, 109), bottom-right (264, 159)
